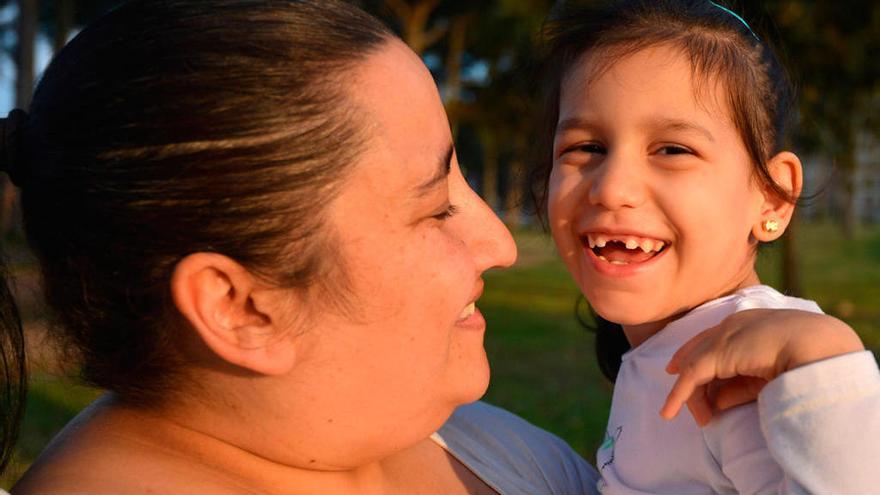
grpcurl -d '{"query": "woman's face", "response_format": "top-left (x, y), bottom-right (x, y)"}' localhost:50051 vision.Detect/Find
top-left (273, 40), bottom-right (517, 468)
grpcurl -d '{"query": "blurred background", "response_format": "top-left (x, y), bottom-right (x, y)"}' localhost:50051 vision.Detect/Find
top-left (1, 0), bottom-right (878, 487)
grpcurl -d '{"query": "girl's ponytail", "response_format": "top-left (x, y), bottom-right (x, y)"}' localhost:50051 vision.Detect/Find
top-left (0, 108), bottom-right (29, 474)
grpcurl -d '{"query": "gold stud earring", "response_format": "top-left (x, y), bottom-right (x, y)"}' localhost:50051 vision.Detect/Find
top-left (763, 219), bottom-right (779, 233)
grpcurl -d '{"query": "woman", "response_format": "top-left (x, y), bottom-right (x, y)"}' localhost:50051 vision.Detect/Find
top-left (0, 1), bottom-right (875, 494)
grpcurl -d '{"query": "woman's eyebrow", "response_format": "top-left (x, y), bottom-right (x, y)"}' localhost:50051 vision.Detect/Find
top-left (414, 142), bottom-right (454, 196)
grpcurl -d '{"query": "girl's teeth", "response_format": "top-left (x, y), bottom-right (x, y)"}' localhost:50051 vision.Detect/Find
top-left (610, 260), bottom-right (628, 265)
top-left (586, 233), bottom-right (667, 253)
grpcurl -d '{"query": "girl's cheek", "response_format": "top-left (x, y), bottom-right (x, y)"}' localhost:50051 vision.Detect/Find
top-left (548, 167), bottom-right (581, 221)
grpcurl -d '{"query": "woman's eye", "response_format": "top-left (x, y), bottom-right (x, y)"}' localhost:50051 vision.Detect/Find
top-left (656, 145), bottom-right (693, 155)
top-left (432, 204), bottom-right (459, 221)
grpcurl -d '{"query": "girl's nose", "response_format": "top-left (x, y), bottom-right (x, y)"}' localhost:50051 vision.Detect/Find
top-left (587, 153), bottom-right (646, 210)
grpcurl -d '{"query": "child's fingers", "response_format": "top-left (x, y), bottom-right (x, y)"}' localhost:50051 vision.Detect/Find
top-left (712, 376), bottom-right (768, 411)
top-left (666, 327), bottom-right (715, 374)
top-left (686, 384), bottom-right (713, 426)
top-left (660, 357), bottom-right (715, 420)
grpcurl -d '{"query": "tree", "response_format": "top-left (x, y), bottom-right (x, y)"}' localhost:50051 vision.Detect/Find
top-left (0, 0), bottom-right (37, 237)
top-left (761, 1), bottom-right (880, 237)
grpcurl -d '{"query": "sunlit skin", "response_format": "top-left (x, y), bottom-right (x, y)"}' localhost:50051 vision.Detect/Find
top-left (548, 44), bottom-right (800, 347)
top-left (12, 39), bottom-right (516, 495)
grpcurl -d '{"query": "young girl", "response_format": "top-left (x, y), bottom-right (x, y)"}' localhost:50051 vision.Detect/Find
top-left (534, 0), bottom-right (879, 493)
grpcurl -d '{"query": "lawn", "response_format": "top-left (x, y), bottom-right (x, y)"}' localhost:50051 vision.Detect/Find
top-left (2, 221), bottom-right (878, 488)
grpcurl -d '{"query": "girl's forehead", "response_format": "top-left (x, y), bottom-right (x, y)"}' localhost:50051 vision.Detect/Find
top-left (560, 43), bottom-right (732, 120)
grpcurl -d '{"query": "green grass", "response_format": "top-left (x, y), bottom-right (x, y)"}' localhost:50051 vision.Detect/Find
top-left (2, 221), bottom-right (878, 488)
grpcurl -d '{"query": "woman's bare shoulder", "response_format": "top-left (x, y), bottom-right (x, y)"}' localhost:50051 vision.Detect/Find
top-left (11, 396), bottom-right (255, 495)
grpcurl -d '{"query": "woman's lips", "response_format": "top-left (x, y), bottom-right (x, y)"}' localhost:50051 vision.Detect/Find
top-left (455, 281), bottom-right (485, 329)
top-left (458, 302), bottom-right (476, 319)
top-left (455, 304), bottom-right (485, 329)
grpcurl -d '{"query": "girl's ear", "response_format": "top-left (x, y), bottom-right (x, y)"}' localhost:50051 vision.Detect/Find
top-left (170, 253), bottom-right (298, 375)
top-left (752, 151), bottom-right (803, 242)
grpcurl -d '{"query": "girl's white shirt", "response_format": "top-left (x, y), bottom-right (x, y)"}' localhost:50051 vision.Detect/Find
top-left (434, 345), bottom-right (878, 495)
top-left (594, 285), bottom-right (879, 494)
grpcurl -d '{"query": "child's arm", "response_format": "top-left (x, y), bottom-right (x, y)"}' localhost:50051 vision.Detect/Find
top-left (661, 309), bottom-right (879, 494)
top-left (660, 308), bottom-right (864, 424)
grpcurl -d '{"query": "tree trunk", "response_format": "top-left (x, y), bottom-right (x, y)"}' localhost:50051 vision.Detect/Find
top-left (55, 0), bottom-right (75, 52)
top-left (1, 0), bottom-right (38, 238)
top-left (780, 213), bottom-right (802, 296)
top-left (443, 15), bottom-right (468, 138)
top-left (504, 158), bottom-right (524, 228)
top-left (838, 149), bottom-right (857, 239)
top-left (384, 0), bottom-right (445, 55)
top-left (481, 131), bottom-right (498, 212)
top-left (16, 0), bottom-right (37, 109)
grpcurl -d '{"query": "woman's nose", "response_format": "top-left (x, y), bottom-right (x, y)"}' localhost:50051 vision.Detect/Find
top-left (463, 189), bottom-right (518, 272)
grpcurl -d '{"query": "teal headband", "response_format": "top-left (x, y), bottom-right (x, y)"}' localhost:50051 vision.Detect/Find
top-left (709, 1), bottom-right (760, 41)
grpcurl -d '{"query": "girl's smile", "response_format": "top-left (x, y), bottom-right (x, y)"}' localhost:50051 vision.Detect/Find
top-left (548, 44), bottom-right (769, 342)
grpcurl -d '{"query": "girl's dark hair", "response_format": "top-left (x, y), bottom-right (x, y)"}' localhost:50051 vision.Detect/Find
top-left (0, 0), bottom-right (394, 468)
top-left (532, 0), bottom-right (796, 380)
top-left (0, 255), bottom-right (25, 475)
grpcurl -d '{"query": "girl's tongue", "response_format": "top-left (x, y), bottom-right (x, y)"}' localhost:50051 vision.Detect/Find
top-left (596, 242), bottom-right (657, 264)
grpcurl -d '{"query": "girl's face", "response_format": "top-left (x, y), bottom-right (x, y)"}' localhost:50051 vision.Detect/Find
top-left (548, 45), bottom-right (765, 342)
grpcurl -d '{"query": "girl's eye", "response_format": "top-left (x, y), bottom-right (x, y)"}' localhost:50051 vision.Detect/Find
top-left (570, 142), bottom-right (606, 155)
top-left (656, 145), bottom-right (693, 155)
top-left (432, 204), bottom-right (459, 221)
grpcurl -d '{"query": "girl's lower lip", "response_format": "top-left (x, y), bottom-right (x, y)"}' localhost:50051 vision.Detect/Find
top-left (583, 242), bottom-right (668, 277)
top-left (455, 307), bottom-right (486, 330)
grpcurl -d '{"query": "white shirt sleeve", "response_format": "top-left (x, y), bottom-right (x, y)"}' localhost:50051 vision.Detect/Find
top-left (758, 350), bottom-right (880, 494)
top-left (702, 403), bottom-right (784, 494)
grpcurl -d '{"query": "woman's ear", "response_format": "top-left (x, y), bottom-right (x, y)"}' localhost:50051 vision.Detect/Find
top-left (752, 151), bottom-right (803, 242)
top-left (170, 253), bottom-right (298, 375)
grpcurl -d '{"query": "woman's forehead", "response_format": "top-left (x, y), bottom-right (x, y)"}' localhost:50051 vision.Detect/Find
top-left (345, 40), bottom-right (453, 194)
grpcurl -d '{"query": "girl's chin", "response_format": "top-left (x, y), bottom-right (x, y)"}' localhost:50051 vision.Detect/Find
top-left (587, 299), bottom-right (666, 327)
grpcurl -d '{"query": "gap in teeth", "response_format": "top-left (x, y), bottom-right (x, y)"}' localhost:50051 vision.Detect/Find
top-left (587, 233), bottom-right (665, 253)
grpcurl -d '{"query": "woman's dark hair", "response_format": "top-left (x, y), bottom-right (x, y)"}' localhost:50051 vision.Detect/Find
top-left (0, 0), bottom-right (394, 468)
top-left (532, 0), bottom-right (796, 380)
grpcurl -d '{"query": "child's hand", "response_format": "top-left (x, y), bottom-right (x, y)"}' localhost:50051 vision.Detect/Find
top-left (659, 309), bottom-right (864, 426)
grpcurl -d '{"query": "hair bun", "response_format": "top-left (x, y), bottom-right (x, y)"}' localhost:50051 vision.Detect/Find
top-left (0, 109), bottom-right (29, 187)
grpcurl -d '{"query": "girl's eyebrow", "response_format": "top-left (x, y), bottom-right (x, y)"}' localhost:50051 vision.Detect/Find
top-left (646, 118), bottom-right (715, 142)
top-left (555, 116), bottom-right (602, 136)
top-left (555, 116), bottom-right (715, 143)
